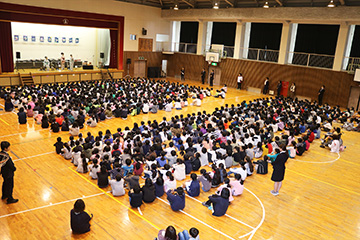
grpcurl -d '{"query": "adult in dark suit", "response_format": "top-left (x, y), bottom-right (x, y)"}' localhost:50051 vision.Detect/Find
top-left (201, 68), bottom-right (206, 84)
top-left (263, 77), bottom-right (269, 94)
top-left (0, 141), bottom-right (18, 204)
top-left (180, 68), bottom-right (185, 81)
top-left (318, 85), bottom-right (325, 105)
top-left (270, 145), bottom-right (289, 196)
top-left (209, 70), bottom-right (214, 86)
top-left (277, 81), bottom-right (282, 96)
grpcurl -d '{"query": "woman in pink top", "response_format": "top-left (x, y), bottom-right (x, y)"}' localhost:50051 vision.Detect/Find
top-left (230, 174), bottom-right (244, 196)
top-left (217, 178), bottom-right (234, 202)
top-left (133, 162), bottom-right (144, 176)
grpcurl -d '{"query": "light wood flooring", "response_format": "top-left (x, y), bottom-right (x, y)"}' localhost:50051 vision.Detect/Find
top-left (0, 78), bottom-right (359, 240)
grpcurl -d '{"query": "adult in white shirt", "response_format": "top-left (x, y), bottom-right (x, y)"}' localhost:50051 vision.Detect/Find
top-left (237, 73), bottom-right (243, 90)
top-left (110, 175), bottom-right (125, 196)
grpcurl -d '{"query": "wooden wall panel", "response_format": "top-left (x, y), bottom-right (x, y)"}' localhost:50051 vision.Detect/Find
top-left (123, 51), bottom-right (163, 77)
top-left (165, 53), bottom-right (356, 107)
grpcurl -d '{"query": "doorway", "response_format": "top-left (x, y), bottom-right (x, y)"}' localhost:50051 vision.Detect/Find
top-left (347, 86), bottom-right (360, 111)
top-left (161, 59), bottom-right (167, 77)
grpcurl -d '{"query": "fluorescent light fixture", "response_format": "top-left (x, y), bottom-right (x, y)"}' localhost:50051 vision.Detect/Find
top-left (174, 4), bottom-right (179, 10)
top-left (327, 0), bottom-right (336, 7)
top-left (263, 1), bottom-right (269, 8)
top-left (213, 2), bottom-right (219, 9)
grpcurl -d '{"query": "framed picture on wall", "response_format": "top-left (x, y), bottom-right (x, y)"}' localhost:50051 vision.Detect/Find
top-left (31, 36), bottom-right (36, 42)
top-left (62, 37), bottom-right (66, 43)
top-left (48, 37), bottom-right (52, 43)
top-left (23, 35), bottom-right (28, 42)
top-left (40, 36), bottom-right (44, 42)
top-left (55, 37), bottom-right (59, 43)
top-left (69, 37), bottom-right (73, 43)
top-left (75, 38), bottom-right (79, 44)
top-left (14, 35), bottom-right (19, 41)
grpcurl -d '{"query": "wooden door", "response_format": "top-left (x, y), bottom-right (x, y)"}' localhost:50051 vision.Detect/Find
top-left (134, 60), bottom-right (147, 78)
top-left (347, 86), bottom-right (360, 111)
top-left (208, 66), bottom-right (221, 86)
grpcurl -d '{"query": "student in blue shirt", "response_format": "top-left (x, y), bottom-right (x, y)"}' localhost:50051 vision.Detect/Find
top-left (202, 188), bottom-right (230, 217)
top-left (183, 173), bottom-right (200, 197)
top-left (166, 187), bottom-right (185, 211)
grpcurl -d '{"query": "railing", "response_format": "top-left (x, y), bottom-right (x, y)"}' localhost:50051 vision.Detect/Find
top-left (288, 52), bottom-right (334, 69)
top-left (245, 48), bottom-right (279, 63)
top-left (156, 42), bottom-right (197, 54)
top-left (343, 57), bottom-right (360, 73)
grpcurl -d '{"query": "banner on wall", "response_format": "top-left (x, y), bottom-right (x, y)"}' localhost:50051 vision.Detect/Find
top-left (13, 35), bottom-right (79, 44)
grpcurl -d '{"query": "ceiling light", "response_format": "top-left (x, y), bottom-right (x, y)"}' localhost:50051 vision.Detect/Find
top-left (174, 4), bottom-right (179, 10)
top-left (263, 1), bottom-right (269, 8)
top-left (213, 2), bottom-right (219, 9)
top-left (327, 0), bottom-right (336, 7)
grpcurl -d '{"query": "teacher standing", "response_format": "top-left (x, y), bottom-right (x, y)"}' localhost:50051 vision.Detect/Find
top-left (318, 85), bottom-right (325, 105)
top-left (270, 145), bottom-right (288, 196)
top-left (201, 68), bottom-right (206, 84)
top-left (0, 141), bottom-right (18, 204)
top-left (180, 68), bottom-right (185, 81)
top-left (209, 70), bottom-right (214, 87)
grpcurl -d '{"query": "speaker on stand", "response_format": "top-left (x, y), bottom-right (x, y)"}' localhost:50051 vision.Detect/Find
top-left (125, 58), bottom-right (131, 79)
top-left (15, 52), bottom-right (23, 72)
top-left (99, 52), bottom-right (104, 69)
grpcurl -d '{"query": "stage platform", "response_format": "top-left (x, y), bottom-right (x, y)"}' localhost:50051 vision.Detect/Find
top-left (0, 68), bottom-right (124, 86)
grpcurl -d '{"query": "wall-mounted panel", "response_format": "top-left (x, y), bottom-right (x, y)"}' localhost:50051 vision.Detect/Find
top-left (68, 74), bottom-right (80, 82)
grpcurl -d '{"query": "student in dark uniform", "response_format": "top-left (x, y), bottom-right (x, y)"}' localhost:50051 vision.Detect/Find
top-left (318, 85), bottom-right (325, 105)
top-left (70, 199), bottom-right (93, 234)
top-left (0, 141), bottom-right (18, 204)
top-left (209, 70), bottom-right (215, 86)
top-left (270, 145), bottom-right (289, 196)
top-left (180, 68), bottom-right (185, 81)
top-left (201, 68), bottom-right (206, 84)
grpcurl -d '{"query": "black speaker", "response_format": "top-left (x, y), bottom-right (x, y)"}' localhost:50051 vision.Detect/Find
top-left (83, 65), bottom-right (94, 70)
top-left (148, 67), bottom-right (160, 78)
top-left (142, 28), bottom-right (147, 35)
top-left (126, 58), bottom-right (131, 64)
top-left (16, 52), bottom-right (21, 59)
top-left (100, 52), bottom-right (104, 58)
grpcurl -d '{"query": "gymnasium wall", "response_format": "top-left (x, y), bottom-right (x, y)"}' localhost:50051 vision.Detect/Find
top-left (3, 0), bottom-right (171, 51)
top-left (123, 51), bottom-right (163, 77)
top-left (165, 53), bottom-right (356, 107)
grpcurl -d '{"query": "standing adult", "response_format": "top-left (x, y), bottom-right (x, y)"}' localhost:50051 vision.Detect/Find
top-left (201, 68), bottom-right (206, 84)
top-left (270, 145), bottom-right (289, 196)
top-left (277, 80), bottom-right (282, 96)
top-left (60, 52), bottom-right (65, 70)
top-left (180, 68), bottom-right (185, 81)
top-left (70, 54), bottom-right (75, 71)
top-left (289, 83), bottom-right (296, 98)
top-left (209, 70), bottom-right (215, 87)
top-left (237, 73), bottom-right (243, 90)
top-left (318, 85), bottom-right (325, 105)
top-left (43, 56), bottom-right (50, 71)
top-left (0, 141), bottom-right (18, 204)
top-left (263, 77), bottom-right (269, 94)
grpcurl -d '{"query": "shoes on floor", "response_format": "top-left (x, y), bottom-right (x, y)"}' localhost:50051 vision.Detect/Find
top-left (202, 201), bottom-right (210, 208)
top-left (6, 198), bottom-right (19, 204)
top-left (270, 190), bottom-right (279, 196)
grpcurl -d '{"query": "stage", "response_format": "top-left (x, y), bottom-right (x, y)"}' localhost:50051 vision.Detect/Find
top-left (0, 68), bottom-right (124, 86)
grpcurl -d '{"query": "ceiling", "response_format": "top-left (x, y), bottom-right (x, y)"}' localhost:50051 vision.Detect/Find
top-left (116, 0), bottom-right (360, 9)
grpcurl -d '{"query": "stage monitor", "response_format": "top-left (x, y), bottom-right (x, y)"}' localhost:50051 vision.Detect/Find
top-left (83, 65), bottom-right (94, 70)
top-left (354, 69), bottom-right (360, 82)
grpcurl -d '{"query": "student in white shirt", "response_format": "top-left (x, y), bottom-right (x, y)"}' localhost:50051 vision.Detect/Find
top-left (110, 175), bottom-right (125, 196)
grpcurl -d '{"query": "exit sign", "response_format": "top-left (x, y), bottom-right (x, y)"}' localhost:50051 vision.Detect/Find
top-left (211, 62), bottom-right (218, 66)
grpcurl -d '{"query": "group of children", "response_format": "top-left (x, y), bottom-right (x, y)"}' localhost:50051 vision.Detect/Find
top-left (56, 93), bottom-right (356, 235)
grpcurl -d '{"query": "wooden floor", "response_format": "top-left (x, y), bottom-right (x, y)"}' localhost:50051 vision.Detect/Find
top-left (0, 78), bottom-right (359, 240)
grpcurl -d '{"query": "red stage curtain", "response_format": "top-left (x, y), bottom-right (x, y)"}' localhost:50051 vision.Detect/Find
top-left (109, 30), bottom-right (118, 69)
top-left (0, 22), bottom-right (14, 73)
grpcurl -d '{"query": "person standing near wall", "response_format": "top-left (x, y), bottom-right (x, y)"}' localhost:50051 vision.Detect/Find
top-left (237, 73), bottom-right (243, 90)
top-left (209, 70), bottom-right (214, 87)
top-left (201, 68), bottom-right (206, 84)
top-left (263, 77), bottom-right (269, 94)
top-left (318, 85), bottom-right (325, 105)
top-left (289, 83), bottom-right (296, 98)
top-left (0, 141), bottom-right (18, 204)
top-left (70, 54), bottom-right (75, 71)
top-left (277, 81), bottom-right (282, 96)
top-left (181, 68), bottom-right (185, 81)
top-left (60, 52), bottom-right (65, 70)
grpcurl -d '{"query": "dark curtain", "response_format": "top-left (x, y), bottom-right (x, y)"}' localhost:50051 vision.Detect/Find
top-left (109, 29), bottom-right (118, 69)
top-left (0, 22), bottom-right (14, 73)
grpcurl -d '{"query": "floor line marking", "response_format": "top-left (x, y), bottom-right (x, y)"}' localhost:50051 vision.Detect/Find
top-left (243, 187), bottom-right (266, 240)
top-left (13, 151), bottom-right (55, 162)
top-left (0, 128), bottom-right (48, 138)
top-left (186, 195), bottom-right (255, 230)
top-left (0, 192), bottom-right (105, 219)
top-left (287, 169), bottom-right (360, 196)
top-left (291, 152), bottom-right (340, 164)
top-left (68, 167), bottom-right (160, 230)
top-left (156, 197), bottom-right (235, 240)
top-left (0, 118), bottom-right (9, 126)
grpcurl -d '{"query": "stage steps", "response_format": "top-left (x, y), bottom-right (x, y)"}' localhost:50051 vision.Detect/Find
top-left (18, 73), bottom-right (34, 86)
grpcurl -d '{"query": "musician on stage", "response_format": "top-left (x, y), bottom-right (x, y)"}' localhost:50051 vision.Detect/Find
top-left (43, 56), bottom-right (50, 71)
top-left (70, 54), bottom-right (74, 71)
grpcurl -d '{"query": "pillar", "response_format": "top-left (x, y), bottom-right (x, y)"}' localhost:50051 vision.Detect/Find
top-left (333, 22), bottom-right (351, 71)
top-left (171, 21), bottom-right (181, 52)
